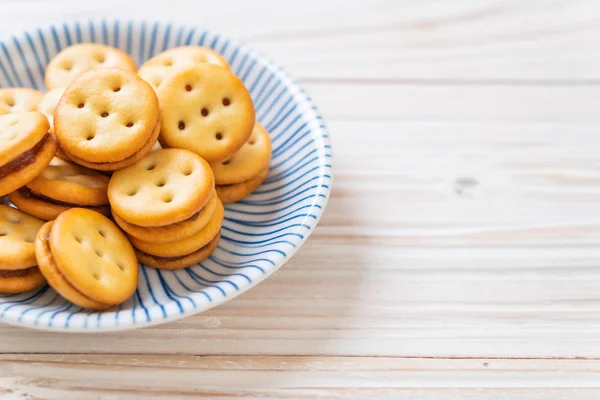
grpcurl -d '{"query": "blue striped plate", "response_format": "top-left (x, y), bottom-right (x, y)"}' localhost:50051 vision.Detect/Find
top-left (0, 20), bottom-right (332, 331)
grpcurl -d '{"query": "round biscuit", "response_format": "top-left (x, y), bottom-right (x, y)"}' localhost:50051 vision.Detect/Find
top-left (113, 190), bottom-right (218, 243)
top-left (54, 68), bottom-right (159, 163)
top-left (129, 197), bottom-right (223, 257)
top-left (0, 267), bottom-right (45, 293)
top-left (210, 123), bottom-right (272, 185)
top-left (0, 205), bottom-right (45, 270)
top-left (0, 111), bottom-right (50, 166)
top-left (25, 160), bottom-right (110, 205)
top-left (136, 230), bottom-right (221, 270)
top-left (0, 132), bottom-right (58, 197)
top-left (108, 149), bottom-right (214, 227)
top-left (216, 166), bottom-right (269, 204)
top-left (139, 46), bottom-right (229, 90)
top-left (35, 221), bottom-right (110, 310)
top-left (45, 43), bottom-right (137, 90)
top-left (9, 190), bottom-right (110, 221)
top-left (48, 208), bottom-right (138, 305)
top-left (0, 88), bottom-right (44, 116)
top-left (156, 65), bottom-right (255, 162)
top-left (38, 87), bottom-right (65, 133)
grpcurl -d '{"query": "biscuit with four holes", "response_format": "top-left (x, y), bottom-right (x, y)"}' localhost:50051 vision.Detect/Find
top-left (0, 205), bottom-right (46, 293)
top-left (0, 88), bottom-right (44, 116)
top-left (136, 230), bottom-right (221, 270)
top-left (9, 160), bottom-right (110, 220)
top-left (113, 190), bottom-right (218, 243)
top-left (216, 166), bottom-right (269, 204)
top-left (54, 68), bottom-right (160, 170)
top-left (139, 45), bottom-right (229, 90)
top-left (156, 65), bottom-right (255, 162)
top-left (45, 43), bottom-right (137, 90)
top-left (128, 197), bottom-right (223, 257)
top-left (108, 149), bottom-right (214, 227)
top-left (35, 208), bottom-right (138, 309)
top-left (211, 123), bottom-right (272, 185)
top-left (0, 112), bottom-right (58, 197)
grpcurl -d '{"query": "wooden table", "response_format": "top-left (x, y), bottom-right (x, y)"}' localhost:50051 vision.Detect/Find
top-left (1, 0), bottom-right (600, 398)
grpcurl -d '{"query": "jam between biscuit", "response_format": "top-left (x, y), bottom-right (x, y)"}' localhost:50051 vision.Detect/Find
top-left (0, 267), bottom-right (35, 277)
top-left (0, 133), bottom-right (49, 179)
top-left (17, 186), bottom-right (90, 208)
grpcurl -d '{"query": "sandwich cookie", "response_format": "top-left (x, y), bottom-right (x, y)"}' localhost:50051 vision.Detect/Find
top-left (0, 205), bottom-right (46, 293)
top-left (0, 88), bottom-right (44, 116)
top-left (211, 123), bottom-right (271, 203)
top-left (45, 43), bottom-right (137, 90)
top-left (54, 68), bottom-right (160, 171)
top-left (108, 149), bottom-right (214, 227)
top-left (35, 208), bottom-right (138, 310)
top-left (9, 160), bottom-right (110, 220)
top-left (108, 149), bottom-right (222, 269)
top-left (0, 112), bottom-right (58, 197)
top-left (156, 64), bottom-right (255, 162)
top-left (139, 45), bottom-right (229, 90)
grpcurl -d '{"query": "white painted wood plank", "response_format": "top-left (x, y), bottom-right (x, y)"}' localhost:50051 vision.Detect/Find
top-left (1, 355), bottom-right (600, 400)
top-left (0, 0), bottom-right (597, 81)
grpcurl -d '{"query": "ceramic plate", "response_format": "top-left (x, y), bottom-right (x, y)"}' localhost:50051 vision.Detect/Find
top-left (0, 19), bottom-right (332, 331)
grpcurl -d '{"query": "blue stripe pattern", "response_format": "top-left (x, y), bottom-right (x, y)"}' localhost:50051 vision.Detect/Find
top-left (0, 20), bottom-right (332, 332)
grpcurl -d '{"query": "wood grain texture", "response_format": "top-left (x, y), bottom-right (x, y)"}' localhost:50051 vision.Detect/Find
top-left (1, 355), bottom-right (600, 400)
top-left (1, 0), bottom-right (600, 398)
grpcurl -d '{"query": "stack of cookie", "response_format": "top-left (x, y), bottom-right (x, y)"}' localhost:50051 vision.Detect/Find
top-left (0, 42), bottom-right (273, 304)
top-left (109, 149), bottom-right (224, 270)
top-left (141, 49), bottom-right (272, 200)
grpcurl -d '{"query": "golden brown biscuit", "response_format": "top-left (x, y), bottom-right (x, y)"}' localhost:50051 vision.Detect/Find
top-left (9, 161), bottom-right (110, 220)
top-left (24, 160), bottom-right (110, 205)
top-left (216, 166), bottom-right (269, 204)
top-left (113, 191), bottom-right (218, 243)
top-left (0, 112), bottom-right (58, 197)
top-left (45, 44), bottom-right (137, 90)
top-left (54, 68), bottom-right (159, 169)
top-left (38, 87), bottom-right (65, 133)
top-left (139, 46), bottom-right (229, 90)
top-left (0, 88), bottom-right (44, 116)
top-left (0, 267), bottom-right (46, 293)
top-left (108, 149), bottom-right (214, 227)
top-left (136, 230), bottom-right (221, 270)
top-left (9, 189), bottom-right (110, 221)
top-left (35, 221), bottom-right (109, 310)
top-left (128, 197), bottom-right (223, 257)
top-left (210, 123), bottom-right (272, 185)
top-left (36, 209), bottom-right (138, 307)
top-left (0, 205), bottom-right (45, 270)
top-left (156, 65), bottom-right (255, 162)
